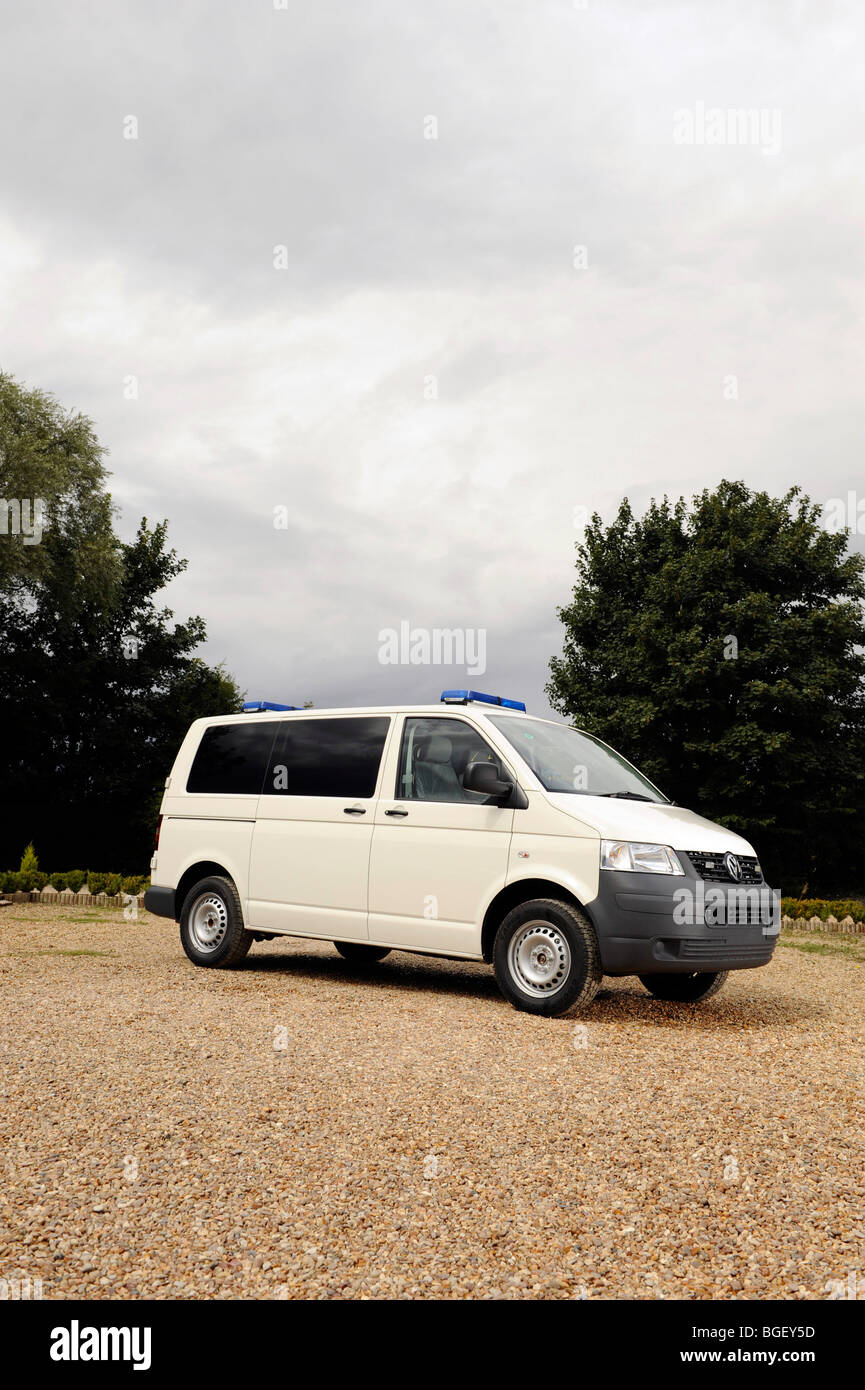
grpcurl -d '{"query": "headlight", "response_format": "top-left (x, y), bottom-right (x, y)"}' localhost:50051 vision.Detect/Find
top-left (601, 840), bottom-right (685, 875)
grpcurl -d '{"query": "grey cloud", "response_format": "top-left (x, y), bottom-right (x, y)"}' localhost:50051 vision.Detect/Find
top-left (1, 0), bottom-right (863, 722)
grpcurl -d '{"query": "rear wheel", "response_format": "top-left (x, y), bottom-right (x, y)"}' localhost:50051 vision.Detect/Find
top-left (493, 898), bottom-right (602, 1017)
top-left (179, 876), bottom-right (252, 968)
top-left (334, 941), bottom-right (391, 963)
top-left (639, 971), bottom-right (728, 1002)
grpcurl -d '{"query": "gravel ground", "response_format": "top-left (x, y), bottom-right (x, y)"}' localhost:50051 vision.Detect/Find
top-left (1, 904), bottom-right (863, 1301)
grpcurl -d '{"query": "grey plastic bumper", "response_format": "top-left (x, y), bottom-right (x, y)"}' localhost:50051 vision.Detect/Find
top-left (143, 885), bottom-right (177, 920)
top-left (584, 867), bottom-right (779, 976)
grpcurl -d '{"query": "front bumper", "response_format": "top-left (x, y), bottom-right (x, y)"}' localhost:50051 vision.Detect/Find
top-left (585, 865), bottom-right (779, 976)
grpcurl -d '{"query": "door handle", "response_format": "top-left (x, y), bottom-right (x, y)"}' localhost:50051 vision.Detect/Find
top-left (385, 807), bottom-right (409, 817)
top-left (343, 806), bottom-right (366, 815)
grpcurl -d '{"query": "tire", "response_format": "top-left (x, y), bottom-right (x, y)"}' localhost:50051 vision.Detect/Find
top-left (639, 971), bottom-right (728, 1002)
top-left (334, 941), bottom-right (391, 963)
top-left (179, 876), bottom-right (253, 968)
top-left (492, 898), bottom-right (602, 1017)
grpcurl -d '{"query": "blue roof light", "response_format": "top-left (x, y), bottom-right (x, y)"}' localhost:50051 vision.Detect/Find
top-left (241, 701), bottom-right (300, 712)
top-left (441, 689), bottom-right (526, 712)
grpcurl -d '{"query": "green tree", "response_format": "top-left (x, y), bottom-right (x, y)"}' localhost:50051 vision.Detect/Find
top-left (19, 842), bottom-right (38, 874)
top-left (0, 371), bottom-right (119, 600)
top-left (0, 373), bottom-right (242, 870)
top-left (547, 481), bottom-right (865, 891)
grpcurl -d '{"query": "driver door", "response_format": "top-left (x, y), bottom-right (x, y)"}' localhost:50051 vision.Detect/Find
top-left (367, 714), bottom-right (515, 956)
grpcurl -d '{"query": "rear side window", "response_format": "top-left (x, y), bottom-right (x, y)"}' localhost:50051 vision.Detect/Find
top-left (264, 717), bottom-right (390, 797)
top-left (186, 722), bottom-right (277, 795)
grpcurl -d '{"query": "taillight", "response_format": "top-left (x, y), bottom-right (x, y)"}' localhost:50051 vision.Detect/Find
top-left (153, 814), bottom-right (163, 850)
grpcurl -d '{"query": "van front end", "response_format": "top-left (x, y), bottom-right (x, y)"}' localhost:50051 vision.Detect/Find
top-left (586, 844), bottom-right (780, 977)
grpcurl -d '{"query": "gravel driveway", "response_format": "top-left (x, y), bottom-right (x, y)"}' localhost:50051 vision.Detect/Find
top-left (2, 905), bottom-right (862, 1300)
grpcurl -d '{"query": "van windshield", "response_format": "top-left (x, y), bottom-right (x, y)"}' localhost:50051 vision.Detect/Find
top-left (486, 715), bottom-right (668, 801)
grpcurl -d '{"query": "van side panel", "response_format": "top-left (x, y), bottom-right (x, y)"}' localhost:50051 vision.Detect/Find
top-left (247, 796), bottom-right (375, 941)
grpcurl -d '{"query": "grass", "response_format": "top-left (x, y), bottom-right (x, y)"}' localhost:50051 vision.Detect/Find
top-left (779, 928), bottom-right (865, 963)
top-left (2, 909), bottom-right (127, 924)
top-left (60, 914), bottom-right (114, 923)
top-left (12, 948), bottom-right (117, 958)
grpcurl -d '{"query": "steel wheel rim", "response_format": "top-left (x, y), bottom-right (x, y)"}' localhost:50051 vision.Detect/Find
top-left (189, 893), bottom-right (228, 952)
top-left (508, 921), bottom-right (571, 997)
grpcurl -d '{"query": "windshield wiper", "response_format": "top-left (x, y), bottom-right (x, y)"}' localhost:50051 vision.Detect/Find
top-left (599, 791), bottom-right (656, 801)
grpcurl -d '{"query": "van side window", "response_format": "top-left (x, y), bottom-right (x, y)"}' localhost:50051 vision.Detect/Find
top-left (397, 717), bottom-right (506, 804)
top-left (186, 722), bottom-right (277, 795)
top-left (264, 717), bottom-right (390, 798)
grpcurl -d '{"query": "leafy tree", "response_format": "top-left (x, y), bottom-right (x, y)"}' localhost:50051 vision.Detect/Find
top-left (0, 373), bottom-right (242, 870)
top-left (547, 481), bottom-right (865, 891)
top-left (0, 371), bottom-right (119, 600)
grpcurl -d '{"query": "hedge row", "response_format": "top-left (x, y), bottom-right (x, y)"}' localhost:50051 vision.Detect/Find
top-left (0, 870), bottom-right (149, 896)
top-left (781, 897), bottom-right (865, 922)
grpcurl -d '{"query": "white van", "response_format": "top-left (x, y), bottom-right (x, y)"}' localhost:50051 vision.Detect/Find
top-left (144, 691), bottom-right (779, 1016)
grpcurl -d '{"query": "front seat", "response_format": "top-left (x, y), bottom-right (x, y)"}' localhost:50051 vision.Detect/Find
top-left (413, 735), bottom-right (463, 801)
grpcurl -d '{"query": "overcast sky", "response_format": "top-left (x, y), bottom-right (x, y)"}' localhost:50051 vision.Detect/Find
top-left (1, 0), bottom-right (863, 716)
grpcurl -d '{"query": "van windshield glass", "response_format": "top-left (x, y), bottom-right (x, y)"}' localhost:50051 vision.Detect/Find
top-left (486, 716), bottom-right (668, 801)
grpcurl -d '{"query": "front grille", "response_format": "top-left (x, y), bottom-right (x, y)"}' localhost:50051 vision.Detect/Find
top-left (675, 939), bottom-right (774, 963)
top-left (684, 850), bottom-right (763, 885)
top-left (711, 898), bottom-right (774, 926)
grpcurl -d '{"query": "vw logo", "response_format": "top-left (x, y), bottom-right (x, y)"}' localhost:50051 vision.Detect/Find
top-left (724, 852), bottom-right (742, 882)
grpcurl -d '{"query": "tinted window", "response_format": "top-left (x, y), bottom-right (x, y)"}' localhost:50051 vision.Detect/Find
top-left (397, 716), bottom-right (507, 804)
top-left (186, 722), bottom-right (277, 795)
top-left (264, 717), bottom-right (390, 798)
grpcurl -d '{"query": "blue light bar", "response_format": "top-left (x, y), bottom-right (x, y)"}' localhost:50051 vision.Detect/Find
top-left (241, 701), bottom-right (300, 712)
top-left (441, 689), bottom-right (526, 712)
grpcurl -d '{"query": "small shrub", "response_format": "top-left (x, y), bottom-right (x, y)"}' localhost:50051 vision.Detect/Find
top-left (781, 897), bottom-right (865, 922)
top-left (17, 844), bottom-right (40, 890)
top-left (2, 866), bottom-right (151, 898)
top-left (19, 842), bottom-right (39, 874)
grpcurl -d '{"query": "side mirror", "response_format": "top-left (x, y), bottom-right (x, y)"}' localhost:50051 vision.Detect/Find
top-left (462, 761), bottom-right (513, 801)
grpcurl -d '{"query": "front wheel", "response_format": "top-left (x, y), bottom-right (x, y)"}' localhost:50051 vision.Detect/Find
top-left (179, 876), bottom-right (253, 968)
top-left (334, 941), bottom-right (391, 963)
top-left (639, 971), bottom-right (728, 1002)
top-left (493, 898), bottom-right (602, 1017)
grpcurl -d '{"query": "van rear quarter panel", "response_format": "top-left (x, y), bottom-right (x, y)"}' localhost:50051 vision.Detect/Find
top-left (153, 718), bottom-right (264, 923)
top-left (156, 803), bottom-right (257, 923)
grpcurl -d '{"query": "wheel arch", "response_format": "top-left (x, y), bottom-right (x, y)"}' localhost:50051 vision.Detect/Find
top-left (480, 877), bottom-right (593, 962)
top-left (175, 860), bottom-right (235, 921)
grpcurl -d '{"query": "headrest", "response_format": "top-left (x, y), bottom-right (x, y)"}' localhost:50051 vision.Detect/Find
top-left (418, 735), bottom-right (453, 763)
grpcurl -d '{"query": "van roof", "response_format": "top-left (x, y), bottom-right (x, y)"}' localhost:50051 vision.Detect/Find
top-left (203, 704), bottom-right (543, 722)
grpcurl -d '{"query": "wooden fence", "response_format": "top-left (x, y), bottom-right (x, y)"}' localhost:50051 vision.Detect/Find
top-left (1, 887), bottom-right (146, 909)
top-left (779, 913), bottom-right (864, 934)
